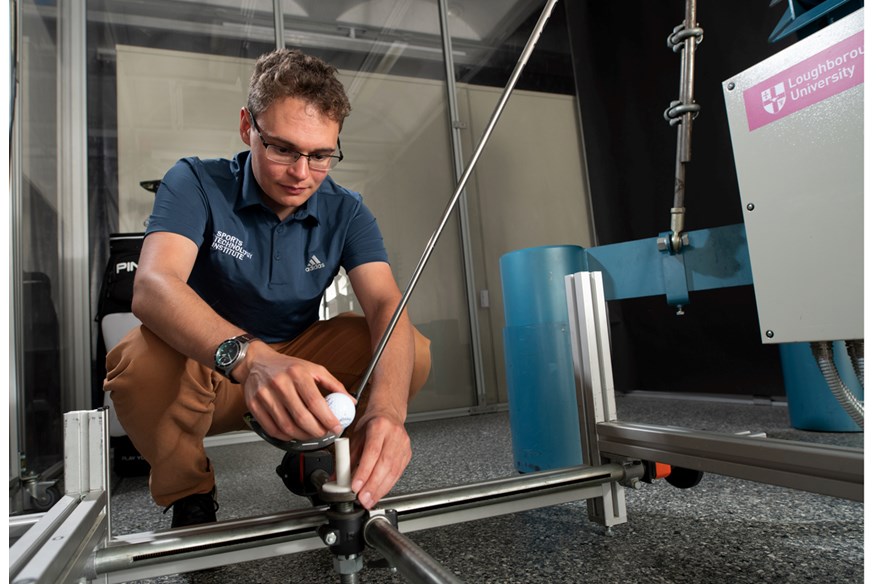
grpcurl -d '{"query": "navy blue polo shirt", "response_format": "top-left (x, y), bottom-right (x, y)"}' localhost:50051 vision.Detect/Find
top-left (146, 151), bottom-right (389, 343)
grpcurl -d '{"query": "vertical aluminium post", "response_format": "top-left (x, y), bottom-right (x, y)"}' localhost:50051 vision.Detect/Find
top-left (438, 0), bottom-right (488, 409)
top-left (272, 0), bottom-right (284, 50)
top-left (564, 271), bottom-right (626, 527)
top-left (58, 0), bottom-right (92, 412)
top-left (10, 0), bottom-right (24, 495)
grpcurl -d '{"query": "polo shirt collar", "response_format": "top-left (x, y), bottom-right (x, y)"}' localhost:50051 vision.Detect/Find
top-left (235, 151), bottom-right (320, 223)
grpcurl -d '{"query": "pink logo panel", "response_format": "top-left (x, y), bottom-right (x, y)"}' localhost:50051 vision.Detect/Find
top-left (743, 30), bottom-right (864, 131)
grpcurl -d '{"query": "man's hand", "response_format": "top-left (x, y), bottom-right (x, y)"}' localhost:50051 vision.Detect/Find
top-left (238, 342), bottom-right (351, 441)
top-left (348, 405), bottom-right (412, 510)
top-left (342, 262), bottom-right (417, 509)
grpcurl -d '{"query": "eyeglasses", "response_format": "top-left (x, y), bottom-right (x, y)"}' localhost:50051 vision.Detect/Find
top-left (248, 109), bottom-right (343, 171)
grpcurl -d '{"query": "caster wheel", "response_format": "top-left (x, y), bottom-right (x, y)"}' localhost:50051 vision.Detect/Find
top-left (32, 486), bottom-right (61, 511)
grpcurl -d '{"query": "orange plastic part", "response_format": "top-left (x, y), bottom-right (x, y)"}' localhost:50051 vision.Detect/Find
top-left (655, 462), bottom-right (672, 480)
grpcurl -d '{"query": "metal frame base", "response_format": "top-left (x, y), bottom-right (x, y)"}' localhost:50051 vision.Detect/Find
top-left (564, 271), bottom-right (862, 503)
top-left (9, 272), bottom-right (863, 583)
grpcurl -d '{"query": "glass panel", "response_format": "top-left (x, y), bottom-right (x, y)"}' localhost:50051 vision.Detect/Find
top-left (86, 0), bottom-right (478, 420)
top-left (448, 2), bottom-right (593, 404)
top-left (86, 0), bottom-right (277, 415)
top-left (13, 0), bottom-right (65, 513)
top-left (87, 0), bottom-right (277, 311)
top-left (450, 0), bottom-right (575, 94)
top-left (302, 3), bottom-right (475, 413)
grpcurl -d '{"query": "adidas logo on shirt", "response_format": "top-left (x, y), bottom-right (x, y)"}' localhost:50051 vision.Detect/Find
top-left (305, 254), bottom-right (326, 272)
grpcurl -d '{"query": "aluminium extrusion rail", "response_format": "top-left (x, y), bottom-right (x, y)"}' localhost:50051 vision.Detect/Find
top-left (596, 421), bottom-right (863, 502)
top-left (564, 270), bottom-right (864, 504)
top-left (89, 461), bottom-right (638, 582)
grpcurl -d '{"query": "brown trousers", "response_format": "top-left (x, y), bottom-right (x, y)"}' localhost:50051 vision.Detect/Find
top-left (104, 314), bottom-right (431, 506)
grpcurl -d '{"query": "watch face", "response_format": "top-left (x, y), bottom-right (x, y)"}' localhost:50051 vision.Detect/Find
top-left (216, 340), bottom-right (241, 369)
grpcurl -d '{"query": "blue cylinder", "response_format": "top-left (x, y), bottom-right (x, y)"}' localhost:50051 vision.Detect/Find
top-left (779, 341), bottom-right (863, 432)
top-left (500, 245), bottom-right (586, 472)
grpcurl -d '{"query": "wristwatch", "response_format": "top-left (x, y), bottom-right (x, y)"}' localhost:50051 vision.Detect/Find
top-left (214, 333), bottom-right (256, 383)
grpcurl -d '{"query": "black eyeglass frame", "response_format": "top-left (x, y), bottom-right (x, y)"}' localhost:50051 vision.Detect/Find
top-left (247, 108), bottom-right (343, 170)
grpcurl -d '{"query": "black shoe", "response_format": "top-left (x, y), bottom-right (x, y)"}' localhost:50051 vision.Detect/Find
top-left (164, 488), bottom-right (219, 528)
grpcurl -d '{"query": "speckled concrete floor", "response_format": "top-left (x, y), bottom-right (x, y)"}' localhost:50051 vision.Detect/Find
top-left (107, 393), bottom-right (864, 583)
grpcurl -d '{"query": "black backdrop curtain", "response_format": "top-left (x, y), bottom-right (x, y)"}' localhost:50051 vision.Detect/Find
top-left (563, 1), bottom-right (802, 396)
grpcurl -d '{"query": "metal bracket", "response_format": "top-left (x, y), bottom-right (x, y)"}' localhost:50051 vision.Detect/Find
top-left (657, 230), bottom-right (691, 311)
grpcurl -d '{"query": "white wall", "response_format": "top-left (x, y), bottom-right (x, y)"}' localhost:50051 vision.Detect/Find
top-left (458, 85), bottom-right (594, 402)
top-left (116, 46), bottom-right (249, 231)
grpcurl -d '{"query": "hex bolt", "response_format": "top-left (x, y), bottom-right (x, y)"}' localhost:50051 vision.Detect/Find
top-left (334, 554), bottom-right (364, 576)
top-left (323, 530), bottom-right (339, 546)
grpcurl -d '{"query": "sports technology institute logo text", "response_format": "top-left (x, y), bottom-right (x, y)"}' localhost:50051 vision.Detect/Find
top-left (743, 30), bottom-right (863, 131)
top-left (211, 231), bottom-right (254, 261)
top-left (305, 255), bottom-right (325, 272)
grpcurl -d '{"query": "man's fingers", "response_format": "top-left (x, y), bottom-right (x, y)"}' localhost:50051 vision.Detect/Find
top-left (350, 423), bottom-right (411, 509)
top-left (314, 364), bottom-right (348, 395)
top-left (250, 377), bottom-right (325, 439)
top-left (351, 436), bottom-right (380, 498)
top-left (274, 375), bottom-right (331, 438)
top-left (244, 356), bottom-right (352, 440)
top-left (248, 400), bottom-right (291, 441)
top-left (301, 366), bottom-right (349, 434)
top-left (360, 463), bottom-right (398, 510)
top-left (356, 455), bottom-right (408, 510)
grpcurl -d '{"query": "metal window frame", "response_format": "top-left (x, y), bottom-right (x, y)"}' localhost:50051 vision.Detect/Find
top-left (438, 0), bottom-right (489, 409)
top-left (58, 0), bottom-right (93, 414)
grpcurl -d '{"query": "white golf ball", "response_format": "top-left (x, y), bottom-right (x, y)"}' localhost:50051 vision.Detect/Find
top-left (326, 393), bottom-right (356, 429)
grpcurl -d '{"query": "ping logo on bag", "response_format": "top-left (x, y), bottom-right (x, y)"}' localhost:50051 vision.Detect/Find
top-left (115, 261), bottom-right (138, 274)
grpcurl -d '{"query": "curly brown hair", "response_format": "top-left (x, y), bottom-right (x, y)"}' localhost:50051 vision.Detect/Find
top-left (247, 49), bottom-right (351, 130)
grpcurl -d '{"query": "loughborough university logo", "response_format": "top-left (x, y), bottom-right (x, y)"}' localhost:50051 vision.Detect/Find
top-left (760, 82), bottom-right (786, 114)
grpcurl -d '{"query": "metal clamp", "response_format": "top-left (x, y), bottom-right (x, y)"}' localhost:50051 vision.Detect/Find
top-left (663, 100), bottom-right (701, 126)
top-left (666, 22), bottom-right (704, 53)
